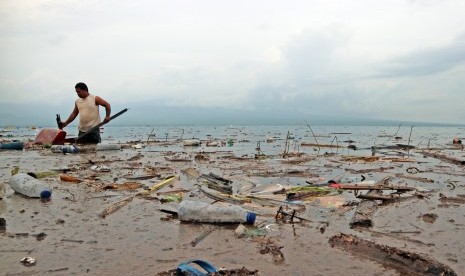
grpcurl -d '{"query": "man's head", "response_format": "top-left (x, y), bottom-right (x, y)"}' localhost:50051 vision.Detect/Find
top-left (75, 82), bottom-right (89, 98)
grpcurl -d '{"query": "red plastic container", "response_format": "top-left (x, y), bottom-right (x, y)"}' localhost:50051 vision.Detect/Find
top-left (35, 129), bottom-right (67, 145)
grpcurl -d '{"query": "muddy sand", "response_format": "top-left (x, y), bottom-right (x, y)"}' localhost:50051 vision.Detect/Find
top-left (1, 142), bottom-right (464, 275)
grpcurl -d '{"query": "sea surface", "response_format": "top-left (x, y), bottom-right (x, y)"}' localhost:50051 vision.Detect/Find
top-left (2, 125), bottom-right (464, 156)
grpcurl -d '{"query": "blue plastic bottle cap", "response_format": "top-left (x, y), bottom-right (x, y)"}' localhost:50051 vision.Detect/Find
top-left (246, 212), bottom-right (256, 224)
top-left (40, 190), bottom-right (52, 198)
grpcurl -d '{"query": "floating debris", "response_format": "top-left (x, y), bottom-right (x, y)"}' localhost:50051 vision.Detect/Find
top-left (20, 256), bottom-right (36, 266)
top-left (329, 233), bottom-right (457, 276)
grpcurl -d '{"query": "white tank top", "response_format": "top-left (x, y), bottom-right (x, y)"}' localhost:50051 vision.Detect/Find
top-left (76, 94), bottom-right (101, 132)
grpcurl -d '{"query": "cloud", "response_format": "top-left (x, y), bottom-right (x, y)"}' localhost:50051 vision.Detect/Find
top-left (375, 34), bottom-right (465, 77)
top-left (0, 68), bottom-right (71, 105)
top-left (1, 1), bottom-right (465, 125)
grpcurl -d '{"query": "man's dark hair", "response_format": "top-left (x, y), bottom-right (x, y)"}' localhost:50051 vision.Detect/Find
top-left (75, 82), bottom-right (88, 91)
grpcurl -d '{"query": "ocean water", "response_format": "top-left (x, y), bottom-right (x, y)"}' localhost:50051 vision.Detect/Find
top-left (2, 125), bottom-right (464, 156)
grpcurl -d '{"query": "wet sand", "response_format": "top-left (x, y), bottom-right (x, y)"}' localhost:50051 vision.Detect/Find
top-left (1, 142), bottom-right (464, 275)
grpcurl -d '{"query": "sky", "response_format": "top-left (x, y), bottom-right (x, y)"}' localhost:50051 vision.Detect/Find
top-left (1, 0), bottom-right (465, 126)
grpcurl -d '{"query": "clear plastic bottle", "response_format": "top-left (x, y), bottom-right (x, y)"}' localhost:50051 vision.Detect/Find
top-left (177, 200), bottom-right (256, 224)
top-left (9, 173), bottom-right (52, 198)
top-left (96, 144), bottom-right (121, 151)
top-left (51, 145), bottom-right (78, 154)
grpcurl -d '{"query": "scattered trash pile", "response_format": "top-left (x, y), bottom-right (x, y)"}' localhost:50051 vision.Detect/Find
top-left (0, 125), bottom-right (464, 275)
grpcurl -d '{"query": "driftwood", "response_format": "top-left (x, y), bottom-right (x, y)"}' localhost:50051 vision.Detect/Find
top-left (98, 195), bottom-right (136, 218)
top-left (300, 142), bottom-right (342, 148)
top-left (356, 193), bottom-right (413, 201)
top-left (346, 166), bottom-right (395, 174)
top-left (198, 173), bottom-right (233, 194)
top-left (199, 186), bottom-right (250, 205)
top-left (342, 156), bottom-right (380, 162)
top-left (420, 151), bottom-right (465, 166)
top-left (336, 184), bottom-right (414, 192)
top-left (381, 157), bottom-right (416, 162)
top-left (164, 157), bottom-right (191, 162)
top-left (285, 186), bottom-right (332, 200)
top-left (124, 174), bottom-right (160, 180)
top-left (395, 173), bottom-right (434, 183)
top-left (99, 176), bottom-right (176, 218)
top-left (251, 170), bottom-right (319, 178)
top-left (99, 182), bottom-right (143, 191)
top-left (182, 167), bottom-right (202, 178)
top-left (439, 193), bottom-right (465, 204)
top-left (190, 228), bottom-right (216, 247)
top-left (329, 233), bottom-right (457, 276)
top-left (286, 189), bottom-right (331, 200)
top-left (372, 144), bottom-right (415, 150)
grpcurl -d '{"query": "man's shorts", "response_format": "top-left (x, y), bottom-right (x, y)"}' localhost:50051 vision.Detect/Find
top-left (77, 128), bottom-right (101, 144)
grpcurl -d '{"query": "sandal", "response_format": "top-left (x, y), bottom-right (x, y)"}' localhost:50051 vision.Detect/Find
top-left (176, 259), bottom-right (218, 276)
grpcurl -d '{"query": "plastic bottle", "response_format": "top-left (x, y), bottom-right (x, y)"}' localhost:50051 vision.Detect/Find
top-left (51, 145), bottom-right (78, 154)
top-left (0, 142), bottom-right (24, 150)
top-left (177, 200), bottom-right (256, 224)
top-left (9, 173), bottom-right (52, 198)
top-left (96, 144), bottom-right (121, 151)
top-left (183, 139), bottom-right (200, 146)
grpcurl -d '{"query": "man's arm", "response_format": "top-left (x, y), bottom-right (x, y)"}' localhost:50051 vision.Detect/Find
top-left (95, 96), bottom-right (111, 123)
top-left (60, 104), bottom-right (79, 129)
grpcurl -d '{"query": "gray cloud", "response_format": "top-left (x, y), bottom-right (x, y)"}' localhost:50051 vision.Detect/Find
top-left (375, 34), bottom-right (465, 77)
top-left (1, 1), bottom-right (465, 126)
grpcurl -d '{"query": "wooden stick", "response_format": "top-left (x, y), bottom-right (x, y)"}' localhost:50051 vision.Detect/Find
top-left (304, 120), bottom-right (320, 155)
top-left (146, 128), bottom-right (155, 142)
top-left (74, 108), bottom-right (128, 142)
top-left (407, 126), bottom-right (414, 158)
top-left (420, 151), bottom-right (465, 166)
top-left (336, 184), bottom-right (414, 191)
top-left (190, 228), bottom-right (216, 247)
top-left (356, 193), bottom-right (412, 201)
top-left (98, 176), bottom-right (176, 218)
top-left (98, 195), bottom-right (135, 218)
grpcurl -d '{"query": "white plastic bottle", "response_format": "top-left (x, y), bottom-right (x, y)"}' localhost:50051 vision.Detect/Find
top-left (9, 173), bottom-right (52, 198)
top-left (51, 145), bottom-right (78, 154)
top-left (96, 144), bottom-right (121, 151)
top-left (177, 200), bottom-right (256, 224)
